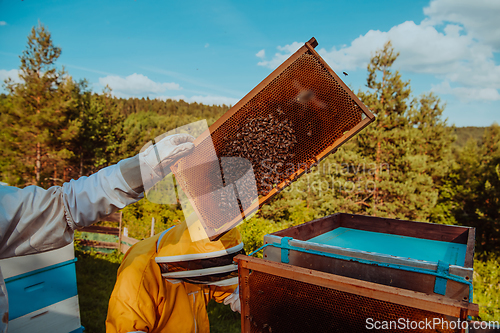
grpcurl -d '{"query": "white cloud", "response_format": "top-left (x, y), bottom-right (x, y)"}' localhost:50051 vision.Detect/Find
top-left (0, 21), bottom-right (6, 26)
top-left (318, 21), bottom-right (487, 76)
top-left (98, 73), bottom-right (238, 105)
top-left (98, 73), bottom-right (181, 97)
top-left (205, 43), bottom-right (209, 48)
top-left (255, 49), bottom-right (265, 59)
top-left (141, 66), bottom-right (244, 97)
top-left (424, 0), bottom-right (500, 51)
top-left (0, 69), bottom-right (21, 84)
top-left (432, 81), bottom-right (500, 102)
top-left (157, 94), bottom-right (238, 106)
top-left (257, 42), bottom-right (302, 69)
top-left (255, 0), bottom-right (500, 102)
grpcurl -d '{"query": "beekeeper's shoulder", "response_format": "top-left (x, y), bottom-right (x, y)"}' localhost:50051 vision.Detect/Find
top-left (117, 233), bottom-right (163, 277)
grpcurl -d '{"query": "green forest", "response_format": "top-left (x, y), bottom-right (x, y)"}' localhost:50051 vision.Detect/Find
top-left (1, 24), bottom-right (499, 329)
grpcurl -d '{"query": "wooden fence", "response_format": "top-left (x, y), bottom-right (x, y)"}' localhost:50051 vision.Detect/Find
top-left (78, 212), bottom-right (140, 254)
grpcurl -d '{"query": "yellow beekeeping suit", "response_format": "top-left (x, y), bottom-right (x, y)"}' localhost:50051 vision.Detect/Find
top-left (106, 223), bottom-right (242, 333)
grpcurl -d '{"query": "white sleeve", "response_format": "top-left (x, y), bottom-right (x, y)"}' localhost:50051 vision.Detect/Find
top-left (0, 162), bottom-right (143, 259)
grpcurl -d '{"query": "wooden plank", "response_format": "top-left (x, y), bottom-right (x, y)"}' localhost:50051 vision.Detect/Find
top-left (464, 228), bottom-right (476, 268)
top-left (460, 309), bottom-right (468, 333)
top-left (270, 212), bottom-right (473, 247)
top-left (120, 243), bottom-right (131, 254)
top-left (122, 235), bottom-right (140, 246)
top-left (100, 211), bottom-right (122, 224)
top-left (120, 235), bottom-right (140, 254)
top-left (234, 255), bottom-right (479, 317)
top-left (286, 237), bottom-right (471, 277)
top-left (78, 239), bottom-right (118, 249)
top-left (238, 265), bottom-right (251, 333)
top-left (79, 225), bottom-right (119, 236)
top-left (119, 213), bottom-right (123, 251)
top-left (263, 236), bottom-right (473, 279)
top-left (268, 214), bottom-right (340, 241)
top-left (340, 213), bottom-right (470, 245)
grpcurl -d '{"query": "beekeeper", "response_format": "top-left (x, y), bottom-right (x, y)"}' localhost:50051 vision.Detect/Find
top-left (0, 133), bottom-right (195, 333)
top-left (105, 218), bottom-right (243, 333)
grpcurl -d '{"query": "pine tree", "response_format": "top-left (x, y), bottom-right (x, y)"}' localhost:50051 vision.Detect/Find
top-left (355, 41), bottom-right (413, 218)
top-left (4, 23), bottom-right (79, 187)
top-left (409, 93), bottom-right (457, 224)
top-left (344, 41), bottom-right (453, 221)
top-left (0, 94), bottom-right (22, 185)
top-left (70, 84), bottom-right (125, 177)
top-left (452, 124), bottom-right (500, 253)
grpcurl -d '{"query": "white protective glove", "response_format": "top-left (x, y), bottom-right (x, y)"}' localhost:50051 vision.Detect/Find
top-left (139, 133), bottom-right (195, 191)
top-left (223, 286), bottom-right (241, 313)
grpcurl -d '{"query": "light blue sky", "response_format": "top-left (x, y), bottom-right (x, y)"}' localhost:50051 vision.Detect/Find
top-left (1, 0), bottom-right (499, 127)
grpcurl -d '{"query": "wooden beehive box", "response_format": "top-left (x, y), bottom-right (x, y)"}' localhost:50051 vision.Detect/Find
top-left (234, 213), bottom-right (478, 333)
top-left (235, 253), bottom-right (478, 333)
top-left (263, 213), bottom-right (475, 303)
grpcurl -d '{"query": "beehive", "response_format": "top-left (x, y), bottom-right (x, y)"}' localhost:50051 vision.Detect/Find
top-left (235, 213), bottom-right (479, 333)
top-left (262, 213), bottom-right (476, 303)
top-left (1, 243), bottom-right (84, 333)
top-left (235, 254), bottom-right (478, 333)
top-left (171, 38), bottom-right (375, 240)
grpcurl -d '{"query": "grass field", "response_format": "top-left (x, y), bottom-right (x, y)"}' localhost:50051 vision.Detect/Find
top-left (74, 245), bottom-right (240, 333)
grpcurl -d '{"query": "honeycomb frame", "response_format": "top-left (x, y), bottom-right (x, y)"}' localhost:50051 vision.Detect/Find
top-left (171, 37), bottom-right (375, 240)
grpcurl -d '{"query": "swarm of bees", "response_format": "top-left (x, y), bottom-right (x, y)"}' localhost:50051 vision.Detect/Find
top-left (214, 157), bottom-right (256, 213)
top-left (215, 186), bottom-right (238, 213)
top-left (219, 112), bottom-right (297, 198)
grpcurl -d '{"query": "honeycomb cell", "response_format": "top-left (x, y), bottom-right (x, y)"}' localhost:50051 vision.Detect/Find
top-left (246, 271), bottom-right (460, 333)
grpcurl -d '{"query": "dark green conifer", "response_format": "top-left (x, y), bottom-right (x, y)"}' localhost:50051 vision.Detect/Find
top-left (3, 23), bottom-right (79, 187)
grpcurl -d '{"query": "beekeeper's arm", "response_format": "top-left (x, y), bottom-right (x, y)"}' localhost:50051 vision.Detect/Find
top-left (0, 133), bottom-right (194, 259)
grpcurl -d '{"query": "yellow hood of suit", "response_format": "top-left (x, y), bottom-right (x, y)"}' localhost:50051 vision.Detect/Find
top-left (156, 221), bottom-right (243, 261)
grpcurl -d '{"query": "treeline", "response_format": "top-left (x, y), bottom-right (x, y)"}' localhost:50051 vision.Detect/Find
top-left (454, 127), bottom-right (486, 147)
top-left (1, 24), bottom-right (499, 320)
top-left (0, 77), bottom-right (228, 186)
top-left (0, 89), bottom-right (229, 185)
